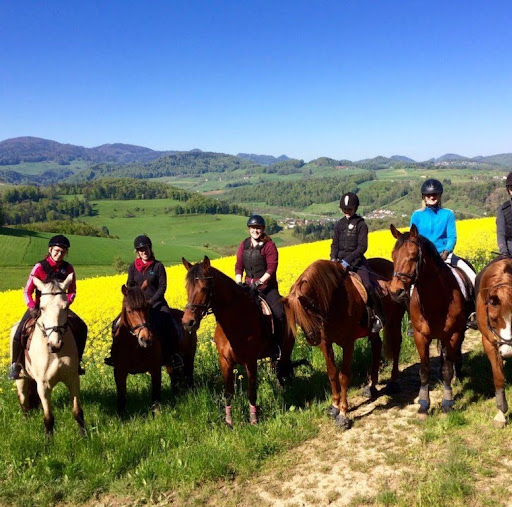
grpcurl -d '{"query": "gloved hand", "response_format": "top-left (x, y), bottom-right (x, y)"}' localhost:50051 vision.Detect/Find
top-left (29, 307), bottom-right (39, 319)
top-left (440, 250), bottom-right (449, 261)
top-left (237, 281), bottom-right (244, 287)
top-left (331, 258), bottom-right (337, 262)
top-left (249, 280), bottom-right (263, 291)
top-left (341, 259), bottom-right (350, 269)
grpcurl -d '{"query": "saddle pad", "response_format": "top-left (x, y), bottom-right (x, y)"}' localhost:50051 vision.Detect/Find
top-left (258, 296), bottom-right (272, 316)
top-left (349, 272), bottom-right (368, 304)
top-left (448, 265), bottom-right (469, 300)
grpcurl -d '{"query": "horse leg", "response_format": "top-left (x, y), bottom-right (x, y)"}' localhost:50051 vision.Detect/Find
top-left (276, 330), bottom-right (295, 385)
top-left (335, 340), bottom-right (355, 430)
top-left (219, 355), bottom-right (235, 427)
top-left (150, 366), bottom-right (162, 414)
top-left (16, 378), bottom-right (30, 417)
top-left (114, 368), bottom-right (128, 416)
top-left (384, 314), bottom-right (403, 394)
top-left (64, 376), bottom-right (86, 435)
top-left (36, 381), bottom-right (54, 436)
top-left (415, 334), bottom-right (431, 419)
top-left (363, 333), bottom-right (382, 399)
top-left (482, 337), bottom-right (508, 428)
top-left (319, 341), bottom-right (341, 420)
top-left (441, 337), bottom-right (458, 414)
top-left (246, 360), bottom-right (259, 425)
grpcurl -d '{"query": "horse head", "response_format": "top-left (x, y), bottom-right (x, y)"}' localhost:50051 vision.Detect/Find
top-left (32, 274), bottom-right (73, 352)
top-left (182, 256), bottom-right (213, 332)
top-left (479, 260), bottom-right (512, 358)
top-left (121, 284), bottom-right (153, 348)
top-left (389, 224), bottom-right (422, 303)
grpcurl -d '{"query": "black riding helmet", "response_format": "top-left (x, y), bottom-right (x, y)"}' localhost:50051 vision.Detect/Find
top-left (134, 235), bottom-right (152, 249)
top-left (339, 192), bottom-right (359, 209)
top-left (247, 215), bottom-right (266, 227)
top-left (48, 235), bottom-right (70, 249)
top-left (421, 178), bottom-right (444, 196)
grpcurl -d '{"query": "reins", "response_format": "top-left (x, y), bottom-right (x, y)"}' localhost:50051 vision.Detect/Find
top-left (392, 239), bottom-right (422, 286)
top-left (37, 289), bottom-right (70, 341)
top-left (185, 276), bottom-right (215, 318)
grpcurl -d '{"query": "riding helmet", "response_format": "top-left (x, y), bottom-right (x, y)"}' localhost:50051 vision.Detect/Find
top-left (421, 178), bottom-right (444, 196)
top-left (48, 235), bottom-right (70, 249)
top-left (247, 214), bottom-right (266, 227)
top-left (339, 192), bottom-right (359, 209)
top-left (134, 235), bottom-right (152, 249)
top-left (506, 172), bottom-right (512, 188)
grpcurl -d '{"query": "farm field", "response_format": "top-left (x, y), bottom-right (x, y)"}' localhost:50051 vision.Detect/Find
top-left (0, 217), bottom-right (505, 506)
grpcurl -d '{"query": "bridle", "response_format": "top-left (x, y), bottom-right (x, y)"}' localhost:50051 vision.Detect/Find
top-left (392, 239), bottom-right (422, 286)
top-left (485, 283), bottom-right (512, 346)
top-left (122, 307), bottom-right (152, 338)
top-left (37, 290), bottom-right (69, 340)
top-left (185, 276), bottom-right (214, 319)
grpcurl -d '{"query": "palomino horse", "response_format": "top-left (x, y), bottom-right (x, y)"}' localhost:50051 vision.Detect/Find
top-left (390, 224), bottom-right (467, 418)
top-left (283, 258), bottom-right (406, 429)
top-left (182, 256), bottom-right (297, 426)
top-left (476, 257), bottom-right (512, 428)
top-left (11, 274), bottom-right (85, 435)
top-left (111, 284), bottom-right (197, 415)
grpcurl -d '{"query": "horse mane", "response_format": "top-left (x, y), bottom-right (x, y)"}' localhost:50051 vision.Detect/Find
top-left (393, 231), bottom-right (447, 272)
top-left (185, 261), bottom-right (243, 293)
top-left (122, 285), bottom-right (148, 311)
top-left (285, 260), bottom-right (347, 338)
top-left (481, 259), bottom-right (512, 306)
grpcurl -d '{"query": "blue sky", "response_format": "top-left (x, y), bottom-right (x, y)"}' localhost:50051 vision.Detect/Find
top-left (1, 0), bottom-right (511, 161)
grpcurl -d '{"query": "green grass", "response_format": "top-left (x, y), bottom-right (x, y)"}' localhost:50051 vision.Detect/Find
top-left (0, 160), bottom-right (88, 176)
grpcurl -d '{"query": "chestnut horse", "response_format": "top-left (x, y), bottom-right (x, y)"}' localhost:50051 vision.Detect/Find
top-left (389, 224), bottom-right (467, 418)
top-left (111, 284), bottom-right (197, 415)
top-left (283, 258), bottom-right (406, 429)
top-left (182, 256), bottom-right (297, 426)
top-left (476, 257), bottom-right (512, 428)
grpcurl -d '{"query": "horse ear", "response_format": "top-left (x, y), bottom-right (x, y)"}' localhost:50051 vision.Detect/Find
top-left (182, 257), bottom-right (193, 271)
top-left (203, 256), bottom-right (211, 270)
top-left (121, 284), bottom-right (129, 296)
top-left (390, 224), bottom-right (402, 239)
top-left (61, 273), bottom-right (74, 290)
top-left (141, 280), bottom-right (148, 291)
top-left (410, 223), bottom-right (419, 239)
top-left (32, 276), bottom-right (45, 292)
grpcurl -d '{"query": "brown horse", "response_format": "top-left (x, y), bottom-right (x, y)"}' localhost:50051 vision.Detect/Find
top-left (389, 224), bottom-right (467, 418)
top-left (476, 257), bottom-right (512, 428)
top-left (181, 256), bottom-right (297, 426)
top-left (111, 284), bottom-right (197, 415)
top-left (283, 258), bottom-right (405, 429)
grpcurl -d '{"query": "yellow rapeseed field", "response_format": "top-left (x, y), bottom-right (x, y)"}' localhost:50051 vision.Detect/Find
top-left (0, 217), bottom-right (497, 368)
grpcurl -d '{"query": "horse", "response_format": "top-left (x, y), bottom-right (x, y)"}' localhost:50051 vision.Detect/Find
top-left (476, 257), bottom-right (512, 428)
top-left (111, 284), bottom-right (197, 415)
top-left (181, 256), bottom-right (298, 426)
top-left (389, 224), bottom-right (468, 419)
top-left (11, 274), bottom-right (85, 436)
top-left (282, 258), bottom-right (406, 430)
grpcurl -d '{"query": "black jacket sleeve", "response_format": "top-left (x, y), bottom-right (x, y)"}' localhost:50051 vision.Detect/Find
top-left (148, 262), bottom-right (167, 305)
top-left (330, 221), bottom-right (340, 260)
top-left (127, 263), bottom-right (135, 286)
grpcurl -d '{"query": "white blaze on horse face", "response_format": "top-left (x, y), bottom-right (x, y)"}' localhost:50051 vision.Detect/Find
top-left (499, 310), bottom-right (512, 343)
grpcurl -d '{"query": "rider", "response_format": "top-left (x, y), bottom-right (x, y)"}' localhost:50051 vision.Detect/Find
top-left (104, 235), bottom-right (183, 368)
top-left (410, 178), bottom-right (477, 327)
top-left (330, 192), bottom-right (385, 333)
top-left (8, 235), bottom-right (88, 380)
top-left (496, 171), bottom-right (512, 257)
top-left (235, 215), bottom-right (284, 359)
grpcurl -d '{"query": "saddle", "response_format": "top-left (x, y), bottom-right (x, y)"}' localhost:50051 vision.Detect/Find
top-left (21, 316), bottom-right (38, 351)
top-left (348, 272), bottom-right (368, 304)
top-left (257, 294), bottom-right (275, 336)
top-left (449, 266), bottom-right (474, 302)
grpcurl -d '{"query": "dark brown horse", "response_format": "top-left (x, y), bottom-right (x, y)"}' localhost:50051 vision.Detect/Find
top-left (389, 224), bottom-right (467, 418)
top-left (476, 257), bottom-right (512, 428)
top-left (283, 258), bottom-right (405, 429)
top-left (111, 284), bottom-right (197, 415)
top-left (181, 256), bottom-right (297, 426)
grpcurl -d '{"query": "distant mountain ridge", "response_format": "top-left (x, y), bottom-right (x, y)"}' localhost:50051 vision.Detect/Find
top-left (236, 153), bottom-right (290, 165)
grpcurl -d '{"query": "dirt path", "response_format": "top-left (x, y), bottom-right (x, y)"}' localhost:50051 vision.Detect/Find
top-left (203, 330), bottom-right (483, 507)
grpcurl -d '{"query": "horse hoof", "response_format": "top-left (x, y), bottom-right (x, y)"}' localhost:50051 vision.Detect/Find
top-left (362, 385), bottom-right (377, 399)
top-left (334, 414), bottom-right (352, 430)
top-left (493, 419), bottom-right (506, 429)
top-left (327, 405), bottom-right (340, 419)
top-left (225, 420), bottom-right (234, 429)
top-left (441, 405), bottom-right (453, 415)
top-left (417, 407), bottom-right (429, 421)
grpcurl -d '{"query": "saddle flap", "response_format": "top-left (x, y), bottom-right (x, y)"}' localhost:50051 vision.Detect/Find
top-left (256, 295), bottom-right (274, 335)
top-left (348, 272), bottom-right (368, 304)
top-left (449, 265), bottom-right (473, 301)
top-left (21, 317), bottom-right (37, 350)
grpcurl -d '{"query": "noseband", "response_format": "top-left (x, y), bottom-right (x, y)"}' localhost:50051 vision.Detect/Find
top-left (392, 239), bottom-right (422, 285)
top-left (129, 321), bottom-right (151, 338)
top-left (37, 290), bottom-right (69, 341)
top-left (185, 276), bottom-right (214, 319)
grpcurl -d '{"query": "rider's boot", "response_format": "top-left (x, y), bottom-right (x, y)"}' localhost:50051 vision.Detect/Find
top-left (8, 340), bottom-right (23, 380)
top-left (104, 316), bottom-right (121, 366)
top-left (368, 290), bottom-right (385, 334)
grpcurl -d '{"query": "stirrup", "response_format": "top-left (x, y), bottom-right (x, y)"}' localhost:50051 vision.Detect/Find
top-left (169, 353), bottom-right (184, 369)
top-left (466, 312), bottom-right (478, 330)
top-left (8, 362), bottom-right (22, 380)
top-left (371, 317), bottom-right (383, 334)
top-left (271, 344), bottom-right (282, 362)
